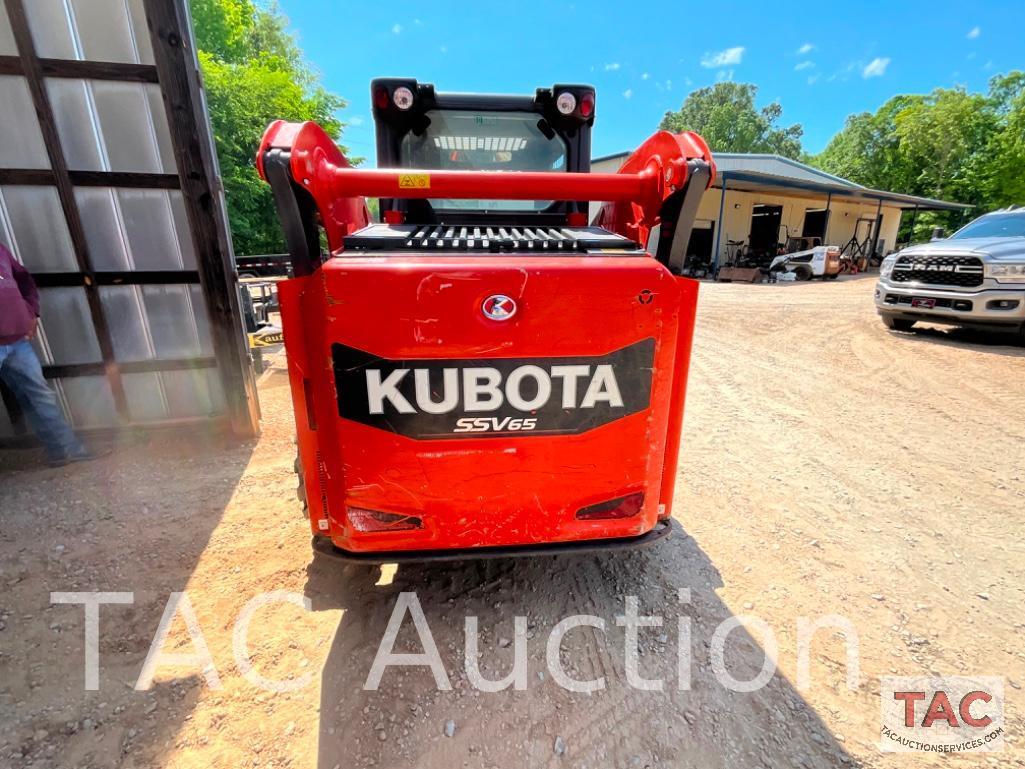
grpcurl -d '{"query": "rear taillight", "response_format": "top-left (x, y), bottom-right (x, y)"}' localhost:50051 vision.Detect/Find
top-left (579, 91), bottom-right (595, 118)
top-left (576, 492), bottom-right (644, 521)
top-left (348, 507), bottom-right (423, 532)
top-left (373, 86), bottom-right (390, 110)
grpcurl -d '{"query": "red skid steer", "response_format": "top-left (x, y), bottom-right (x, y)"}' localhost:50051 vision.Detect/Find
top-left (256, 80), bottom-right (715, 562)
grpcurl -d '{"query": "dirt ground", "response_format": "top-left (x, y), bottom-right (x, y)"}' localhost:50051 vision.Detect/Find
top-left (1, 275), bottom-right (1023, 769)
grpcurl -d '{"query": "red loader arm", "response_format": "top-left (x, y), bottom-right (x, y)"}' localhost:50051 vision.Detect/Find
top-left (256, 120), bottom-right (715, 275)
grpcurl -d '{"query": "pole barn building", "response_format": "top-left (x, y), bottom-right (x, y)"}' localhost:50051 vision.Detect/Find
top-left (591, 151), bottom-right (971, 269)
top-left (0, 0), bottom-right (259, 448)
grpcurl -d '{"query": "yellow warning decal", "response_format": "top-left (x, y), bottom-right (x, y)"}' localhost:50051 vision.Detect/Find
top-left (398, 173), bottom-right (431, 189)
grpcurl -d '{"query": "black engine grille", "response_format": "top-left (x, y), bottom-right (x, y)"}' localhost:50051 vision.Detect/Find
top-left (891, 254), bottom-right (984, 288)
top-left (343, 224), bottom-right (640, 253)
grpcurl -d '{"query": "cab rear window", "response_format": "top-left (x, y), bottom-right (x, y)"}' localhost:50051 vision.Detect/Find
top-left (399, 110), bottom-right (567, 211)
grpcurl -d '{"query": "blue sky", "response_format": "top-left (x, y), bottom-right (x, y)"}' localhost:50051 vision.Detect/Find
top-left (276, 1), bottom-right (1024, 166)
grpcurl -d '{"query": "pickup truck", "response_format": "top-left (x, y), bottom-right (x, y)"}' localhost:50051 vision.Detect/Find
top-left (876, 207), bottom-right (1025, 342)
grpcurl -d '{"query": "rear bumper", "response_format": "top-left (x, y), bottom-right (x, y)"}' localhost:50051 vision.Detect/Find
top-left (312, 518), bottom-right (675, 564)
top-left (875, 281), bottom-right (1025, 328)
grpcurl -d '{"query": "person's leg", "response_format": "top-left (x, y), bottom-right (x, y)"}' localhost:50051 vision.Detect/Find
top-left (0, 339), bottom-right (84, 461)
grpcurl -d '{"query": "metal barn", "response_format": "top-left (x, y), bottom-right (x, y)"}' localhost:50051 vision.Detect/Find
top-left (0, 0), bottom-right (258, 447)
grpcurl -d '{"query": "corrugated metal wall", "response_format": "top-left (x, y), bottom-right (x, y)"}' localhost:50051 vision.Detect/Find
top-left (0, 0), bottom-right (257, 442)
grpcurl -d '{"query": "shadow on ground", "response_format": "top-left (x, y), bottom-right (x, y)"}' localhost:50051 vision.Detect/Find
top-left (0, 431), bottom-right (255, 767)
top-left (307, 528), bottom-right (854, 769)
top-left (886, 323), bottom-right (1024, 357)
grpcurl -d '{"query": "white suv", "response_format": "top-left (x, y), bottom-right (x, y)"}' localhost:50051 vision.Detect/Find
top-left (876, 208), bottom-right (1025, 342)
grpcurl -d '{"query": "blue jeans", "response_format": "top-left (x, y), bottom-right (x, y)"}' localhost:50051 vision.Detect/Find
top-left (0, 339), bottom-right (84, 461)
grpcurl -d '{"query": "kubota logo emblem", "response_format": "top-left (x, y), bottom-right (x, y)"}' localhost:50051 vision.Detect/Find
top-left (482, 295), bottom-right (516, 321)
top-left (332, 339), bottom-right (656, 440)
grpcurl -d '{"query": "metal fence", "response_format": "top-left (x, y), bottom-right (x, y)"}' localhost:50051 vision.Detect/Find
top-left (0, 0), bottom-right (259, 444)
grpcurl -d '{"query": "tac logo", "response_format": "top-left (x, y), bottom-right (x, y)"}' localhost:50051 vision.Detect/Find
top-left (880, 676), bottom-right (1004, 753)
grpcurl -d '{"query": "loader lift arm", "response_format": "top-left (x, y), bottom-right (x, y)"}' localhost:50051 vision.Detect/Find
top-left (256, 120), bottom-right (715, 276)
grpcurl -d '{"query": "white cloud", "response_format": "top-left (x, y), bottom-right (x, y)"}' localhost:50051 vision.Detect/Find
top-left (807, 74), bottom-right (821, 85)
top-left (862, 57), bottom-right (890, 78)
top-left (604, 62), bottom-right (621, 71)
top-left (715, 69), bottom-right (734, 82)
top-left (414, 18), bottom-right (422, 25)
top-left (623, 88), bottom-right (633, 99)
top-left (967, 26), bottom-right (981, 39)
top-left (439, 44), bottom-right (448, 54)
top-left (794, 60), bottom-right (814, 71)
top-left (797, 43), bottom-right (815, 55)
top-left (641, 72), bottom-right (650, 80)
top-left (391, 23), bottom-right (402, 35)
top-left (348, 116), bottom-right (364, 126)
top-left (701, 46), bottom-right (744, 68)
top-left (830, 61), bottom-right (859, 83)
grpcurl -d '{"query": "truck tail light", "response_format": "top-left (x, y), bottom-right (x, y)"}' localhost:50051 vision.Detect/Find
top-left (576, 492), bottom-right (644, 520)
top-left (348, 507), bottom-right (423, 532)
top-left (374, 86), bottom-right (390, 110)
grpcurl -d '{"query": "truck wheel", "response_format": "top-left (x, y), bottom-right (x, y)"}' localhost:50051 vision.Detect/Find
top-left (882, 316), bottom-right (916, 332)
top-left (295, 454), bottom-right (309, 519)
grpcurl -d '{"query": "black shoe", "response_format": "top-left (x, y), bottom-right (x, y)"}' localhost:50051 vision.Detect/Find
top-left (49, 446), bottom-right (113, 468)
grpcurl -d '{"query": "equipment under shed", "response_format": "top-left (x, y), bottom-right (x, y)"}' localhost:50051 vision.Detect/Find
top-left (591, 151), bottom-right (972, 273)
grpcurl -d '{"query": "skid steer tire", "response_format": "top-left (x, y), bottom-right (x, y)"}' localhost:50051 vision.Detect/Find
top-left (295, 454), bottom-right (309, 519)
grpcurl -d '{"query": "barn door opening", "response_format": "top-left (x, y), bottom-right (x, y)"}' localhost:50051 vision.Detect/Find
top-left (802, 208), bottom-right (828, 241)
top-left (749, 204), bottom-right (783, 260)
top-left (686, 220), bottom-right (714, 260)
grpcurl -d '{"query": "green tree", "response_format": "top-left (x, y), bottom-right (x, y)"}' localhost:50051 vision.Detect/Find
top-left (659, 83), bottom-right (803, 159)
top-left (813, 73), bottom-right (1025, 240)
top-left (892, 88), bottom-right (996, 207)
top-left (812, 95), bottom-right (923, 192)
top-left (189, 0), bottom-right (351, 255)
top-left (986, 71), bottom-right (1025, 207)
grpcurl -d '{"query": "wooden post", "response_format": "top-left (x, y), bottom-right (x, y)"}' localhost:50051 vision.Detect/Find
top-left (142, 0), bottom-right (260, 437)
